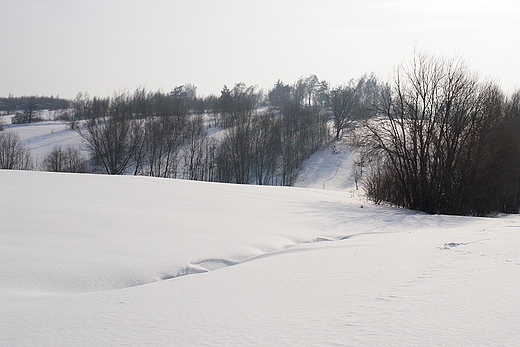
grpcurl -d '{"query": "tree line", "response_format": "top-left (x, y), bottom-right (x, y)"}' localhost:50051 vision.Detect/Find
top-left (69, 79), bottom-right (333, 186)
top-left (3, 53), bottom-right (520, 216)
top-left (0, 95), bottom-right (70, 125)
top-left (1, 76), bottom-right (352, 185)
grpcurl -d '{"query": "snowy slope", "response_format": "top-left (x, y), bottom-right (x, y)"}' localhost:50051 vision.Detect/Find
top-left (2, 121), bottom-right (520, 346)
top-left (295, 139), bottom-right (358, 191)
top-left (2, 169), bottom-right (520, 346)
top-left (1, 118), bottom-right (85, 162)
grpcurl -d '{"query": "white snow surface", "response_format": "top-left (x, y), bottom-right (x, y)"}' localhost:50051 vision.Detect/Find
top-left (2, 122), bottom-right (520, 346)
top-left (2, 118), bottom-right (85, 162)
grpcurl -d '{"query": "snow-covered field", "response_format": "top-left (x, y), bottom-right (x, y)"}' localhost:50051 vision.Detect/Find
top-left (1, 113), bottom-right (85, 163)
top-left (2, 120), bottom-right (520, 346)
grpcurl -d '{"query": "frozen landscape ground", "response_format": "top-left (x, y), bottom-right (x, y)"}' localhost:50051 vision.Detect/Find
top-left (1, 119), bottom-right (520, 346)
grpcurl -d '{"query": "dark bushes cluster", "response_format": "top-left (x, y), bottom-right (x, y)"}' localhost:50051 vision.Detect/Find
top-left (363, 51), bottom-right (520, 215)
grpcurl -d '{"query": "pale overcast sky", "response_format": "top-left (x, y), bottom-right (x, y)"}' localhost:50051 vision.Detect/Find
top-left (1, 0), bottom-right (519, 98)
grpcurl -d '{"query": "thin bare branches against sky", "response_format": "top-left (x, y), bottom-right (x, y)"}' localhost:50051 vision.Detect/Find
top-left (1, 0), bottom-right (519, 98)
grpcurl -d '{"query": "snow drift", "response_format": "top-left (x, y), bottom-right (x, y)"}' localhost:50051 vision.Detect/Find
top-left (2, 168), bottom-right (520, 346)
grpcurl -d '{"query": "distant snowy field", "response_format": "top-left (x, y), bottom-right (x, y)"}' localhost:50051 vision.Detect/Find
top-left (2, 118), bottom-right (520, 346)
top-left (0, 112), bottom-right (85, 162)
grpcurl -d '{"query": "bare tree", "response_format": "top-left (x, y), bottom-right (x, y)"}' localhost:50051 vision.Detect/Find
top-left (40, 145), bottom-right (88, 173)
top-left (132, 87), bottom-right (153, 119)
top-left (364, 50), bottom-right (520, 215)
top-left (293, 75), bottom-right (320, 107)
top-left (218, 83), bottom-right (259, 128)
top-left (69, 92), bottom-right (92, 130)
top-left (329, 75), bottom-right (381, 140)
top-left (77, 92), bottom-right (145, 175)
top-left (506, 90), bottom-right (520, 118)
top-left (268, 80), bottom-right (292, 110)
top-left (279, 103), bottom-right (329, 186)
top-left (183, 116), bottom-right (216, 181)
top-left (0, 132), bottom-right (33, 170)
top-left (329, 83), bottom-right (360, 140)
top-left (352, 152), bottom-right (369, 191)
top-left (250, 114), bottom-right (282, 185)
top-left (216, 120), bottom-right (254, 184)
top-left (141, 114), bottom-right (184, 178)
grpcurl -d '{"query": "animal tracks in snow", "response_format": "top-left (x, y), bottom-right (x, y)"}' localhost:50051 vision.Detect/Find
top-left (441, 242), bottom-right (468, 249)
top-left (441, 238), bottom-right (520, 266)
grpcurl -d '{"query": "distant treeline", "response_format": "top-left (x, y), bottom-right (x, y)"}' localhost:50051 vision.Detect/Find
top-left (0, 95), bottom-right (70, 113)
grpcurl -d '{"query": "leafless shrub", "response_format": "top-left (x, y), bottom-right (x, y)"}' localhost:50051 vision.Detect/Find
top-left (0, 132), bottom-right (33, 170)
top-left (40, 145), bottom-right (89, 173)
top-left (363, 50), bottom-right (520, 215)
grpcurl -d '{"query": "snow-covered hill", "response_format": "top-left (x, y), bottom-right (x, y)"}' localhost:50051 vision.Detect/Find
top-left (0, 115), bottom-right (85, 163)
top-left (2, 119), bottom-right (520, 346)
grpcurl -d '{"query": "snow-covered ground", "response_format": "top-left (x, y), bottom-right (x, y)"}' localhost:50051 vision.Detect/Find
top-left (1, 113), bottom-right (85, 163)
top-left (2, 121), bottom-right (520, 346)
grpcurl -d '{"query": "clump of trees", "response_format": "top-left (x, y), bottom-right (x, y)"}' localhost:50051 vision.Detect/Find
top-left (329, 74), bottom-right (381, 140)
top-left (40, 145), bottom-right (88, 173)
top-left (73, 87), bottom-right (196, 176)
top-left (217, 83), bottom-right (259, 128)
top-left (363, 51), bottom-right (520, 216)
top-left (69, 78), bottom-right (331, 186)
top-left (0, 132), bottom-right (87, 173)
top-left (0, 132), bottom-right (33, 170)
